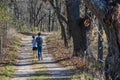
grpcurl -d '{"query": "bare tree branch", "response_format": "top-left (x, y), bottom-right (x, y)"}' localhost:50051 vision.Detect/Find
top-left (49, 0), bottom-right (68, 24)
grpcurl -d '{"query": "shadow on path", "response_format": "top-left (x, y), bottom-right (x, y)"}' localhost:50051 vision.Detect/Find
top-left (12, 34), bottom-right (76, 80)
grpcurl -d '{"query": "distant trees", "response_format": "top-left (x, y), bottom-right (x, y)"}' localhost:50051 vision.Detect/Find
top-left (9, 0), bottom-right (51, 32)
top-left (49, 0), bottom-right (68, 47)
top-left (28, 0), bottom-right (46, 31)
top-left (0, 0), bottom-right (18, 62)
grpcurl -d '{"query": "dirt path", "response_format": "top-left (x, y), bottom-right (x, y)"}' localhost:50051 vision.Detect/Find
top-left (12, 36), bottom-right (35, 80)
top-left (42, 36), bottom-right (74, 80)
top-left (12, 35), bottom-right (74, 80)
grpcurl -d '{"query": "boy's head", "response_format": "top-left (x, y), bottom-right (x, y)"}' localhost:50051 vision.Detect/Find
top-left (38, 32), bottom-right (41, 36)
top-left (32, 35), bottom-right (35, 38)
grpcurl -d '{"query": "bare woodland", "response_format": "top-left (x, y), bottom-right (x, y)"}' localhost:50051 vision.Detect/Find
top-left (0, 0), bottom-right (120, 80)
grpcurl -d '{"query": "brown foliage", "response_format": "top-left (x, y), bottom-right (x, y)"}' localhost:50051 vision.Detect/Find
top-left (0, 28), bottom-right (23, 63)
top-left (47, 33), bottom-right (89, 69)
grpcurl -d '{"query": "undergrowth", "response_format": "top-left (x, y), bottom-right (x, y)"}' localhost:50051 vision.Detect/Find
top-left (0, 32), bottom-right (23, 80)
top-left (47, 33), bottom-right (88, 69)
top-left (46, 32), bottom-right (105, 80)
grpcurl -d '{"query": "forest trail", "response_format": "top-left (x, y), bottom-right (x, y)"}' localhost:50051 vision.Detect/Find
top-left (12, 36), bottom-right (35, 80)
top-left (12, 34), bottom-right (74, 80)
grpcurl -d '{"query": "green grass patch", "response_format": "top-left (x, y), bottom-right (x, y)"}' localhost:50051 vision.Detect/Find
top-left (10, 39), bottom-right (21, 61)
top-left (72, 72), bottom-right (94, 80)
top-left (0, 66), bottom-right (15, 79)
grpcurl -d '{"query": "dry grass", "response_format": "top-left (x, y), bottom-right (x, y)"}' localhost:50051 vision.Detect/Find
top-left (0, 28), bottom-right (24, 80)
top-left (46, 32), bottom-right (106, 79)
top-left (46, 33), bottom-right (88, 69)
top-left (1, 34), bottom-right (23, 63)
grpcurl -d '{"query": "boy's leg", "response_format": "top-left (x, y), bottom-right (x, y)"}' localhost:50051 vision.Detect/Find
top-left (35, 50), bottom-right (37, 58)
top-left (38, 47), bottom-right (40, 60)
top-left (40, 47), bottom-right (43, 60)
top-left (33, 51), bottom-right (36, 58)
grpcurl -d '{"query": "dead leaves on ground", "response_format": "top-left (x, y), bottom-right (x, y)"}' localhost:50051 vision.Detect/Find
top-left (46, 33), bottom-right (89, 69)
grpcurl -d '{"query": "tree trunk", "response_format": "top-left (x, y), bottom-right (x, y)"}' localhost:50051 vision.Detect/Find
top-left (84, 0), bottom-right (120, 79)
top-left (66, 0), bottom-right (87, 56)
top-left (51, 13), bottom-right (55, 31)
top-left (48, 9), bottom-right (51, 32)
top-left (55, 0), bottom-right (68, 47)
top-left (98, 23), bottom-right (103, 67)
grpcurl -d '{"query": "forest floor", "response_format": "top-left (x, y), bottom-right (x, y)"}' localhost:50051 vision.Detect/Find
top-left (46, 33), bottom-right (105, 80)
top-left (11, 33), bottom-right (74, 80)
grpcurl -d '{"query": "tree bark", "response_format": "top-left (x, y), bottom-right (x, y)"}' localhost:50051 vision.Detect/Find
top-left (84, 0), bottom-right (120, 79)
top-left (98, 23), bottom-right (103, 67)
top-left (48, 9), bottom-right (51, 32)
top-left (66, 0), bottom-right (87, 56)
top-left (51, 12), bottom-right (55, 31)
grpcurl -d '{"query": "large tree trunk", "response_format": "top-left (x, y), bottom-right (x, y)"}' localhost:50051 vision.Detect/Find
top-left (84, 0), bottom-right (120, 79)
top-left (65, 0), bottom-right (87, 56)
